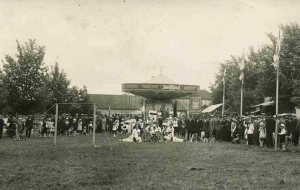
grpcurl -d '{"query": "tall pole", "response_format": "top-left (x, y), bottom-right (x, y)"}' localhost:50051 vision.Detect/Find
top-left (143, 98), bottom-right (146, 120)
top-left (222, 78), bottom-right (225, 117)
top-left (54, 103), bottom-right (58, 146)
top-left (93, 104), bottom-right (96, 147)
top-left (275, 60), bottom-right (279, 151)
top-left (240, 79), bottom-right (244, 118)
top-left (274, 29), bottom-right (281, 152)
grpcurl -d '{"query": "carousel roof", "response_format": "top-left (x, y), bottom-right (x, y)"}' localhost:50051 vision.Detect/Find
top-left (122, 73), bottom-right (200, 100)
top-left (145, 74), bottom-right (176, 84)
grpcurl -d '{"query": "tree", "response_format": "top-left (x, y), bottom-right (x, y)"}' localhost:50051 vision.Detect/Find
top-left (2, 39), bottom-right (48, 114)
top-left (211, 23), bottom-right (300, 114)
top-left (49, 62), bottom-right (71, 103)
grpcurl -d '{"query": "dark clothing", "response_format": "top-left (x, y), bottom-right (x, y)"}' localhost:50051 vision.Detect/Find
top-left (253, 122), bottom-right (260, 145)
top-left (107, 119), bottom-right (113, 134)
top-left (196, 119), bottom-right (202, 135)
top-left (8, 121), bottom-right (16, 138)
top-left (285, 119), bottom-right (291, 136)
top-left (96, 119), bottom-right (102, 133)
top-left (0, 119), bottom-right (3, 139)
top-left (247, 134), bottom-right (254, 145)
top-left (237, 121), bottom-right (245, 140)
top-left (265, 118), bottom-right (275, 147)
top-left (291, 119), bottom-right (299, 146)
top-left (42, 121), bottom-right (47, 135)
top-left (224, 120), bottom-right (231, 142)
top-left (25, 118), bottom-right (34, 138)
top-left (186, 119), bottom-right (191, 140)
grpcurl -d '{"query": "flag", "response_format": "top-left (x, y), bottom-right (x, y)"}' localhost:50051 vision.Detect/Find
top-left (239, 72), bottom-right (244, 82)
top-left (275, 30), bottom-right (281, 55)
top-left (239, 53), bottom-right (245, 82)
top-left (238, 56), bottom-right (245, 71)
top-left (223, 68), bottom-right (226, 85)
top-left (273, 30), bottom-right (281, 68)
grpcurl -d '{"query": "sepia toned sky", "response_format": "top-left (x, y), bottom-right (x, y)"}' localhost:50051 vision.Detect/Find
top-left (1, 0), bottom-right (300, 94)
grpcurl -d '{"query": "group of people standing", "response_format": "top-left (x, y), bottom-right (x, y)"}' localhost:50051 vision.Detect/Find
top-left (114, 111), bottom-right (300, 150)
top-left (2, 111), bottom-right (300, 151)
top-left (0, 115), bottom-right (34, 140)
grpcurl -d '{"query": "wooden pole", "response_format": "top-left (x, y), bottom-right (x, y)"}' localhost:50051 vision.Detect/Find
top-left (240, 79), bottom-right (244, 118)
top-left (275, 59), bottom-right (279, 151)
top-left (222, 78), bottom-right (225, 117)
top-left (93, 104), bottom-right (96, 147)
top-left (54, 103), bottom-right (58, 146)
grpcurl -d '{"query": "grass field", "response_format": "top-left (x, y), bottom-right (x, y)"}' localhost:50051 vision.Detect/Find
top-left (1, 132), bottom-right (300, 190)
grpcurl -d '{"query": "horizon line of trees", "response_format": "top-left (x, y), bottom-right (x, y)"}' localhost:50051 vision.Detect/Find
top-left (210, 23), bottom-right (300, 115)
top-left (1, 39), bottom-right (91, 115)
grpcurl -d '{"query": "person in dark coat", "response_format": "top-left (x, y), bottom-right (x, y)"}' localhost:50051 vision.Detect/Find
top-left (265, 116), bottom-right (275, 148)
top-left (196, 117), bottom-right (202, 137)
top-left (107, 117), bottom-right (113, 134)
top-left (253, 119), bottom-right (260, 146)
top-left (291, 116), bottom-right (299, 146)
top-left (7, 116), bottom-right (16, 138)
top-left (25, 115), bottom-right (34, 138)
top-left (0, 115), bottom-right (3, 139)
top-left (186, 117), bottom-right (192, 140)
top-left (218, 117), bottom-right (226, 141)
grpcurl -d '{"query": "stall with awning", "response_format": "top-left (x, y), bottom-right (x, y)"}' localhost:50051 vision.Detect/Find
top-left (201, 103), bottom-right (223, 113)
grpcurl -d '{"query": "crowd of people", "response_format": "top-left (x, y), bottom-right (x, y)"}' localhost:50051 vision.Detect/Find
top-left (1, 111), bottom-right (300, 151)
top-left (0, 115), bottom-right (34, 140)
top-left (112, 112), bottom-right (300, 150)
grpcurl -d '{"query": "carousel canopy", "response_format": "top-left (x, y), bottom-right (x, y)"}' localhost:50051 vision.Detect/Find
top-left (122, 74), bottom-right (200, 100)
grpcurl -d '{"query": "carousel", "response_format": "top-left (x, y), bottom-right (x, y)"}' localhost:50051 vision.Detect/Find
top-left (122, 71), bottom-right (200, 119)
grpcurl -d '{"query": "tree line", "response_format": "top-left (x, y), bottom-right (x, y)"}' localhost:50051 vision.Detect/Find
top-left (1, 39), bottom-right (91, 115)
top-left (210, 23), bottom-right (300, 114)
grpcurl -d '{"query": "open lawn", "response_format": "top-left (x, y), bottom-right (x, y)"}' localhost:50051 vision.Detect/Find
top-left (1, 132), bottom-right (300, 190)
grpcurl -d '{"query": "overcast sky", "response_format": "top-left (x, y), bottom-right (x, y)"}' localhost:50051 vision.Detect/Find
top-left (1, 0), bottom-right (300, 94)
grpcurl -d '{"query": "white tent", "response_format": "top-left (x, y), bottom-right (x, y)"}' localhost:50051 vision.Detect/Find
top-left (202, 103), bottom-right (223, 113)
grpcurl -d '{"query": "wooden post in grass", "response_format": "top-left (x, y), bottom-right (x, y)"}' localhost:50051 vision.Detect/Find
top-left (93, 104), bottom-right (96, 147)
top-left (54, 103), bottom-right (58, 146)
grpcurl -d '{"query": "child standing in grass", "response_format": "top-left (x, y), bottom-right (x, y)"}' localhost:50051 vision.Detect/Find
top-left (77, 119), bottom-right (83, 135)
top-left (278, 124), bottom-right (286, 150)
top-left (88, 121), bottom-right (93, 134)
top-left (112, 120), bottom-right (119, 137)
top-left (259, 122), bottom-right (266, 147)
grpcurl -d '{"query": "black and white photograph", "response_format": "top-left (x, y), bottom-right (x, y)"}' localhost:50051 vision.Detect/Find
top-left (1, 0), bottom-right (300, 189)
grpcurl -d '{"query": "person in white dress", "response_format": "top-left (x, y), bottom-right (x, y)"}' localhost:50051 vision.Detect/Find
top-left (119, 126), bottom-right (142, 142)
top-left (163, 124), bottom-right (184, 142)
top-left (258, 121), bottom-right (266, 147)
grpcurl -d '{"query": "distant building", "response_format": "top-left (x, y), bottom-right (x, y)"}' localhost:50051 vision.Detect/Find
top-left (88, 89), bottom-right (211, 115)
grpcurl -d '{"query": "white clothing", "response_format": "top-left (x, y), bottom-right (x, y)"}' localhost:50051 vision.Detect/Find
top-left (279, 128), bottom-right (286, 135)
top-left (149, 110), bottom-right (157, 121)
top-left (132, 129), bottom-right (139, 138)
top-left (78, 121), bottom-right (83, 131)
top-left (120, 129), bottom-right (142, 142)
top-left (120, 136), bottom-right (142, 142)
top-left (164, 135), bottom-right (184, 142)
top-left (157, 111), bottom-right (162, 119)
top-left (247, 123), bottom-right (254, 134)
